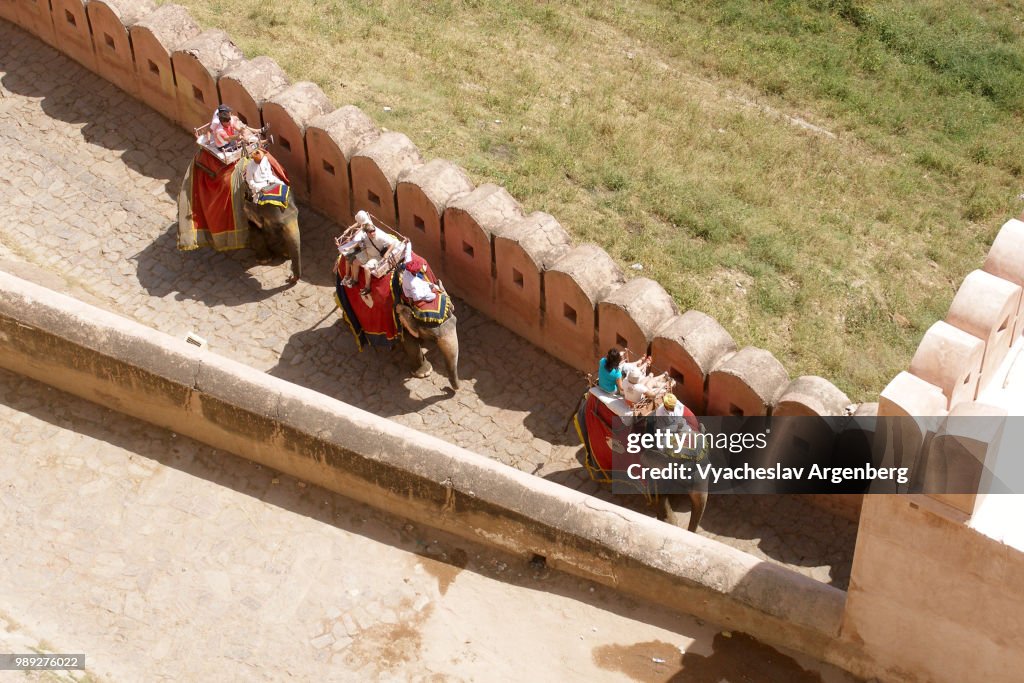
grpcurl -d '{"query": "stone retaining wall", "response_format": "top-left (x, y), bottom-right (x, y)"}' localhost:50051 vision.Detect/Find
top-left (2, 5), bottom-right (851, 426)
top-left (0, 269), bottom-right (859, 675)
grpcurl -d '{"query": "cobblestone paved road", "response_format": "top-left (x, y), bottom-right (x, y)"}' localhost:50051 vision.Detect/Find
top-left (0, 369), bottom-right (863, 682)
top-left (1, 20), bottom-right (854, 587)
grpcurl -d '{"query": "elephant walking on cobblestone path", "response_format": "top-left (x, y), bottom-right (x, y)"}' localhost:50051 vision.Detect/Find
top-left (177, 148), bottom-right (301, 285)
top-left (396, 303), bottom-right (460, 391)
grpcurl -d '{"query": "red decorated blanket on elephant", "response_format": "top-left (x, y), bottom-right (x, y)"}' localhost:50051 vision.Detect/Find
top-left (177, 149), bottom-right (289, 252)
top-left (334, 259), bottom-right (402, 350)
top-left (573, 388), bottom-right (700, 490)
top-left (402, 257), bottom-right (452, 327)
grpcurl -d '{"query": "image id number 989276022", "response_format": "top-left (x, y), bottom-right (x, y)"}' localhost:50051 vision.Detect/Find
top-left (0, 654), bottom-right (86, 670)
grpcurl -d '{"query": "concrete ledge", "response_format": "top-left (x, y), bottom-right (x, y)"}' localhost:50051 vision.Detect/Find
top-left (0, 269), bottom-right (846, 661)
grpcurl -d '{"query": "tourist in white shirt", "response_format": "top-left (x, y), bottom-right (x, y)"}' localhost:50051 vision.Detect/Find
top-left (622, 367), bottom-right (655, 406)
top-left (243, 146), bottom-right (284, 198)
top-left (339, 211), bottom-right (411, 297)
top-left (401, 253), bottom-right (441, 303)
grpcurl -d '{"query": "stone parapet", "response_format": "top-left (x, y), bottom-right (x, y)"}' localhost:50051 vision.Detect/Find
top-left (395, 159), bottom-right (474, 271)
top-left (87, 0), bottom-right (158, 98)
top-left (14, 0), bottom-right (58, 46)
top-left (493, 211), bottom-right (571, 348)
top-left (650, 311), bottom-right (737, 414)
top-left (706, 346), bottom-right (789, 417)
top-left (262, 81), bottom-right (332, 200)
top-left (307, 106), bottom-right (381, 225)
top-left (909, 321), bottom-right (984, 409)
top-left (541, 244), bottom-right (624, 373)
top-left (129, 4), bottom-right (199, 122)
top-left (50, 0), bottom-right (98, 72)
top-left (218, 56), bottom-right (289, 131)
top-left (946, 269), bottom-right (1021, 394)
top-left (350, 132), bottom-right (423, 229)
top-left (597, 278), bottom-right (677, 361)
top-left (441, 184), bottom-right (523, 317)
top-left (170, 29), bottom-right (243, 130)
top-left (983, 217), bottom-right (1024, 339)
top-left (774, 376), bottom-right (852, 417)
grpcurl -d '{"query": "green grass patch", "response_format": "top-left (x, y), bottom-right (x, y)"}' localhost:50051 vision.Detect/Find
top-left (165, 0), bottom-right (1024, 401)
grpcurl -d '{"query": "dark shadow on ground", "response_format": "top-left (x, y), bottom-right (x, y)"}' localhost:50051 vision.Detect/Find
top-left (133, 226), bottom-right (291, 305)
top-left (542, 457), bottom-right (855, 590)
top-left (267, 321), bottom-right (451, 416)
top-left (1, 21), bottom-right (192, 200)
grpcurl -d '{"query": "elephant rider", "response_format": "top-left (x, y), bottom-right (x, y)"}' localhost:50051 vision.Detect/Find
top-left (400, 253), bottom-right (442, 303)
top-left (207, 104), bottom-right (257, 151)
top-left (597, 348), bottom-right (624, 395)
top-left (656, 392), bottom-right (685, 419)
top-left (243, 146), bottom-right (284, 202)
top-left (620, 354), bottom-right (656, 406)
top-left (339, 211), bottom-right (410, 298)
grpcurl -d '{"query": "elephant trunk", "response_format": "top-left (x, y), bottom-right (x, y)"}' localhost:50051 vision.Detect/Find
top-left (282, 215), bottom-right (302, 281)
top-left (436, 319), bottom-right (460, 391)
top-left (687, 491), bottom-right (708, 532)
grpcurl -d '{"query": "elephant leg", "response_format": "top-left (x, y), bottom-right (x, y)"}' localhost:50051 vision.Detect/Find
top-left (661, 492), bottom-right (707, 533)
top-left (248, 224), bottom-right (271, 263)
top-left (434, 318), bottom-right (460, 391)
top-left (400, 333), bottom-right (432, 378)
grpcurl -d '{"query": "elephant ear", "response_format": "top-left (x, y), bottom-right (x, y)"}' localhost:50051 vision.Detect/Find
top-left (395, 303), bottom-right (420, 339)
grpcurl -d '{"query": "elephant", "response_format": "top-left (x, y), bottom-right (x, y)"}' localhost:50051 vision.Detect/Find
top-left (396, 302), bottom-right (460, 391)
top-left (570, 393), bottom-right (709, 533)
top-left (177, 146), bottom-right (301, 285)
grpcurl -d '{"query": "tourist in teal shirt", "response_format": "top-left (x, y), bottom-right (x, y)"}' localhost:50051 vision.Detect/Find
top-left (597, 348), bottom-right (624, 394)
